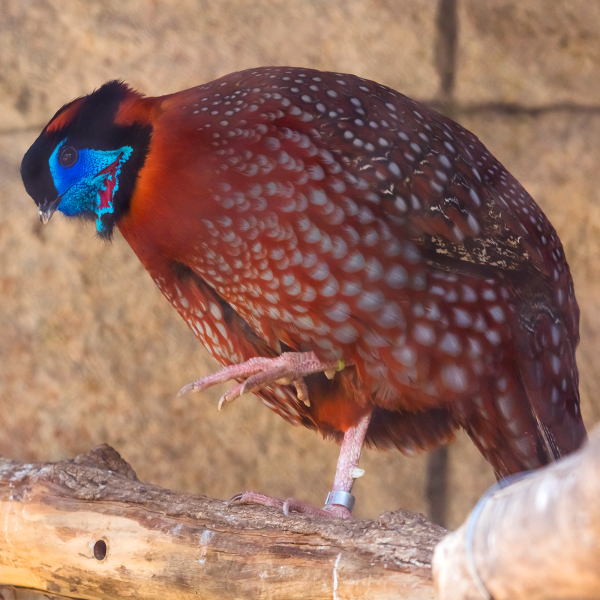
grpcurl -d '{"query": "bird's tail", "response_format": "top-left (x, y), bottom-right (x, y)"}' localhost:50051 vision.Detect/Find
top-left (463, 305), bottom-right (586, 478)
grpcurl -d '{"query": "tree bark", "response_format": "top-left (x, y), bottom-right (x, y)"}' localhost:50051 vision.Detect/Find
top-left (433, 430), bottom-right (600, 600)
top-left (0, 444), bottom-right (444, 600)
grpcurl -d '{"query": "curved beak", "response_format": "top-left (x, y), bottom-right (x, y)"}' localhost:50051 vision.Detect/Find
top-left (38, 193), bottom-right (64, 224)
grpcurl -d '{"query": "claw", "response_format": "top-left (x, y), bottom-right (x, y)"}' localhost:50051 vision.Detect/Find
top-left (226, 493), bottom-right (244, 507)
top-left (217, 381), bottom-right (248, 410)
top-left (226, 491), bottom-right (285, 511)
top-left (177, 382), bottom-right (194, 397)
top-left (293, 379), bottom-right (311, 406)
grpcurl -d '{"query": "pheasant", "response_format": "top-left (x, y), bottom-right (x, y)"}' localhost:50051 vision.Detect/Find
top-left (21, 67), bottom-right (586, 518)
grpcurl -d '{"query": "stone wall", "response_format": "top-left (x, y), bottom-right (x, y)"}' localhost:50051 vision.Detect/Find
top-left (1, 0), bottom-right (598, 528)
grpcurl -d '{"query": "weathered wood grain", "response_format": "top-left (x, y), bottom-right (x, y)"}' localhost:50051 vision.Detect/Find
top-left (0, 445), bottom-right (443, 600)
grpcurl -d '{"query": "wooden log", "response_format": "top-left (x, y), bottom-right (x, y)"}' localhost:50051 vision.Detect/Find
top-left (433, 430), bottom-right (600, 600)
top-left (0, 444), bottom-right (444, 600)
top-left (0, 588), bottom-right (66, 600)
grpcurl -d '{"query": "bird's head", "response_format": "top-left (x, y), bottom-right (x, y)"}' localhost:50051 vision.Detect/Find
top-left (21, 80), bottom-right (152, 239)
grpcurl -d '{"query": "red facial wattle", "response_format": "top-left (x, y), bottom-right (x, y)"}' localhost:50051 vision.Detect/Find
top-left (97, 159), bottom-right (121, 211)
top-left (92, 146), bottom-right (133, 233)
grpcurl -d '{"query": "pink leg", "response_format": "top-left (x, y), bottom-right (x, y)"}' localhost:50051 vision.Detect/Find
top-left (231, 412), bottom-right (372, 519)
top-left (323, 411), bottom-right (372, 518)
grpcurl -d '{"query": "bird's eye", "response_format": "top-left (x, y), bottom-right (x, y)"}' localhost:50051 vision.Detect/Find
top-left (59, 146), bottom-right (79, 168)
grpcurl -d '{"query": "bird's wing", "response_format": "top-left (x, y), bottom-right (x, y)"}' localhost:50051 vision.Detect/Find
top-left (162, 70), bottom-right (584, 463)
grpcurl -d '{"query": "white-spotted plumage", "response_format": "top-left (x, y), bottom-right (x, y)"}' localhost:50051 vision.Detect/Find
top-left (136, 66), bottom-right (586, 475)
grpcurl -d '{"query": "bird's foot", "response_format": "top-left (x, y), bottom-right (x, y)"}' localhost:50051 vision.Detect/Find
top-left (178, 351), bottom-right (345, 409)
top-left (228, 491), bottom-right (352, 519)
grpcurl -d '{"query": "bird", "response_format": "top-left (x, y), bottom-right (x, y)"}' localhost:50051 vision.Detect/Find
top-left (21, 66), bottom-right (586, 518)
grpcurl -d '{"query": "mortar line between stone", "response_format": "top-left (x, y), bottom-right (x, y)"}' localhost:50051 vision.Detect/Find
top-left (435, 0), bottom-right (458, 105)
top-left (0, 124), bottom-right (48, 136)
top-left (424, 0), bottom-right (460, 530)
top-left (450, 102), bottom-right (600, 117)
top-left (3, 102), bottom-right (600, 139)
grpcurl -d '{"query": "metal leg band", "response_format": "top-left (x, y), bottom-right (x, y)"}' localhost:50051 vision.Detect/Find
top-left (325, 490), bottom-right (355, 512)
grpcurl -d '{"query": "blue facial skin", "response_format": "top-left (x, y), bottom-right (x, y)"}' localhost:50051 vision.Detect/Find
top-left (49, 140), bottom-right (133, 233)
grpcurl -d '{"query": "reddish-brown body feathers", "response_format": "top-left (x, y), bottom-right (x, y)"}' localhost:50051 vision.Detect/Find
top-left (108, 67), bottom-right (585, 476)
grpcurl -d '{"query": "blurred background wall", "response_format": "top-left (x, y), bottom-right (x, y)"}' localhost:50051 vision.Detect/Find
top-left (1, 0), bottom-right (599, 529)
